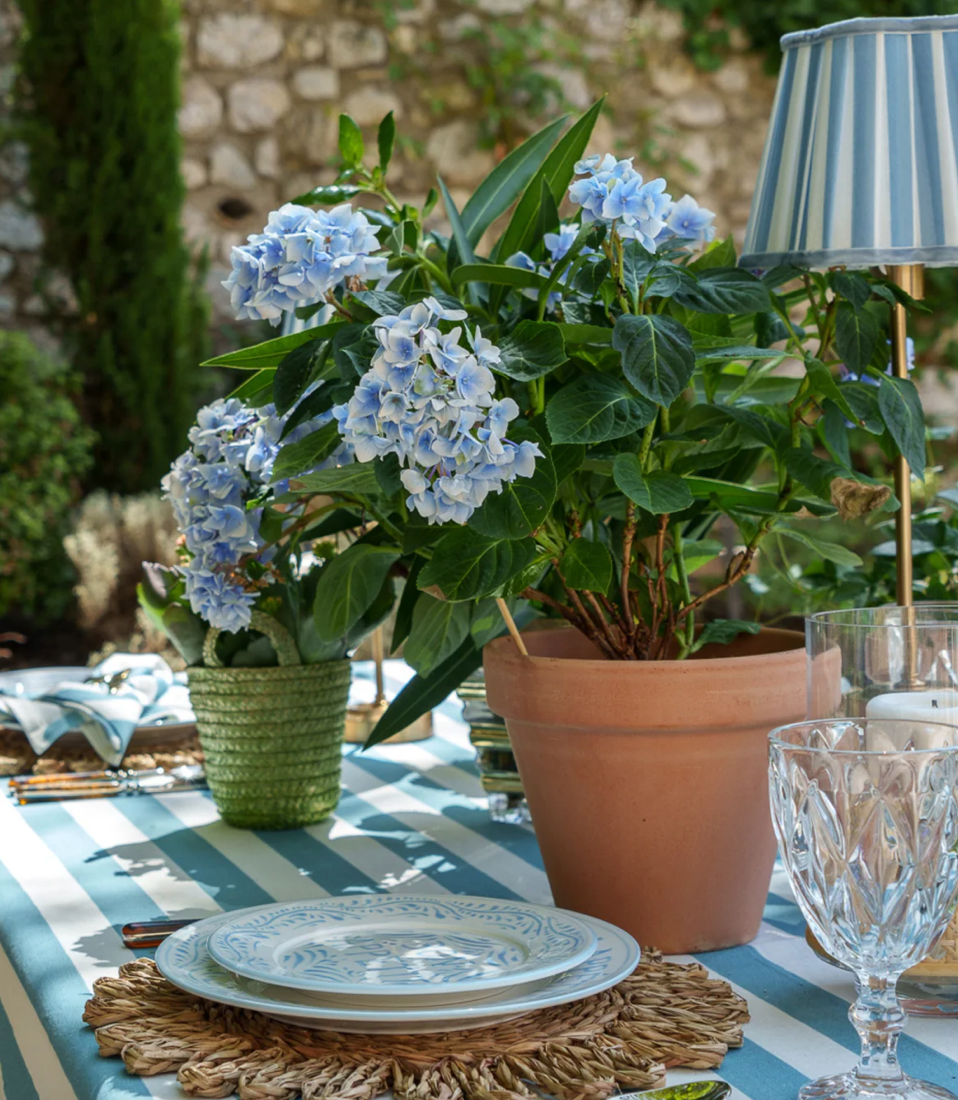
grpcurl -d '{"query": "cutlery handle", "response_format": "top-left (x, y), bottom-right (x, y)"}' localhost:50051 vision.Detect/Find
top-left (16, 785), bottom-right (121, 803)
top-left (121, 918), bottom-right (198, 948)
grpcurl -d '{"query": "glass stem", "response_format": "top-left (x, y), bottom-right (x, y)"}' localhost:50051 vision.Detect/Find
top-left (850, 972), bottom-right (907, 1086)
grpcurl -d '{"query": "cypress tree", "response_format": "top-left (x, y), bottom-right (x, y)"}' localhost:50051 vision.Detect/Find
top-left (16, 0), bottom-right (208, 493)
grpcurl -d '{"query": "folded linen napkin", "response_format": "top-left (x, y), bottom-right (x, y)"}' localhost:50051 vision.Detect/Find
top-left (0, 654), bottom-right (194, 766)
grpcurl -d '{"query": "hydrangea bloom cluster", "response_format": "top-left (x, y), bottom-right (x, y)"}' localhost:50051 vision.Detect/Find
top-left (334, 297), bottom-right (541, 524)
top-left (568, 155), bottom-right (715, 251)
top-left (505, 223), bottom-right (592, 311)
top-left (162, 396), bottom-right (347, 632)
top-left (223, 203), bottom-right (387, 325)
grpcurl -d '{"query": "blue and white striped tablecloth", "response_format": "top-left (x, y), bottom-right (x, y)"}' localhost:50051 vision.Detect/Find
top-left (0, 661), bottom-right (956, 1100)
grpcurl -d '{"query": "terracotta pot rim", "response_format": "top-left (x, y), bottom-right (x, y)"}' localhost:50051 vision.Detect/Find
top-left (485, 621), bottom-right (805, 671)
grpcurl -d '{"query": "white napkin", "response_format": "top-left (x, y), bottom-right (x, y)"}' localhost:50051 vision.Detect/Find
top-left (0, 654), bottom-right (194, 766)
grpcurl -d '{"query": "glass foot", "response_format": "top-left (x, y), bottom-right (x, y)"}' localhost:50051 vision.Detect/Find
top-left (800, 1073), bottom-right (958, 1100)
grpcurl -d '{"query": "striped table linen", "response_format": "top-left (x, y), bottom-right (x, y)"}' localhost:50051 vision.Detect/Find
top-left (0, 661), bottom-right (956, 1100)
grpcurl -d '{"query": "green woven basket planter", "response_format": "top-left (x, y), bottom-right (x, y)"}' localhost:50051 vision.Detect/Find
top-left (187, 613), bottom-right (351, 830)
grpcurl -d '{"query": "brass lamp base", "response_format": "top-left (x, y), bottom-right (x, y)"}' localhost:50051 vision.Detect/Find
top-left (343, 700), bottom-right (433, 744)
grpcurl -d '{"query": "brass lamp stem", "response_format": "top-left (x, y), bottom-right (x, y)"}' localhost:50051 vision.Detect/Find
top-left (887, 264), bottom-right (924, 688)
top-left (886, 264), bottom-right (924, 607)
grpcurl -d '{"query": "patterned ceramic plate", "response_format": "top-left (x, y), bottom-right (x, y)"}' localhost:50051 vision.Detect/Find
top-left (155, 907), bottom-right (639, 1034)
top-left (206, 895), bottom-right (598, 996)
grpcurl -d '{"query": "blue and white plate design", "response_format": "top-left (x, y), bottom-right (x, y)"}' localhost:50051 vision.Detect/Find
top-left (206, 895), bottom-right (598, 995)
top-left (156, 906), bottom-right (639, 1035)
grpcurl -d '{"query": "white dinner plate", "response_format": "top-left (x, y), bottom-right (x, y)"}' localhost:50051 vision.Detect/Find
top-left (206, 895), bottom-right (597, 996)
top-left (155, 907), bottom-right (639, 1034)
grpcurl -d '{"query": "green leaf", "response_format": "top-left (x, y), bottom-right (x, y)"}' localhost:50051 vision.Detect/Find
top-left (831, 271), bottom-right (871, 313)
top-left (459, 115), bottom-right (568, 247)
top-left (469, 432), bottom-right (557, 538)
top-left (782, 447), bottom-right (850, 499)
top-left (556, 323), bottom-right (613, 345)
top-left (612, 457), bottom-right (694, 514)
top-left (403, 595), bottom-right (472, 677)
top-left (491, 99), bottom-right (603, 271)
top-left (694, 345), bottom-right (784, 362)
top-left (614, 313), bottom-right (695, 406)
top-left (364, 637), bottom-right (482, 749)
top-left (350, 289), bottom-right (406, 318)
top-left (338, 114), bottom-right (364, 166)
top-left (878, 374), bottom-right (926, 474)
top-left (203, 325), bottom-right (340, 370)
top-left (560, 539), bottom-right (613, 591)
top-left (391, 559), bottom-right (424, 653)
top-left (546, 374), bottom-right (657, 445)
top-left (437, 176), bottom-right (477, 270)
top-left (373, 453), bottom-right (402, 498)
top-left (290, 183), bottom-right (362, 205)
top-left (495, 321), bottom-right (567, 381)
top-left (331, 322), bottom-right (372, 377)
top-left (821, 400), bottom-right (852, 466)
top-left (690, 619), bottom-right (761, 653)
top-left (419, 531), bottom-right (536, 601)
top-left (835, 302), bottom-right (880, 377)
top-left (229, 368), bottom-right (275, 402)
top-left (291, 464), bottom-right (381, 495)
top-left (688, 234), bottom-right (737, 271)
top-left (377, 111), bottom-right (395, 171)
top-left (451, 263), bottom-right (550, 291)
top-left (313, 544), bottom-right (399, 643)
top-left (805, 357), bottom-right (857, 421)
top-left (718, 404), bottom-right (786, 449)
top-left (273, 339), bottom-right (331, 415)
top-left (841, 380), bottom-right (884, 434)
top-left (778, 525), bottom-right (863, 567)
top-left (272, 420), bottom-right (341, 482)
top-left (673, 268), bottom-right (771, 315)
top-left (552, 443), bottom-right (586, 483)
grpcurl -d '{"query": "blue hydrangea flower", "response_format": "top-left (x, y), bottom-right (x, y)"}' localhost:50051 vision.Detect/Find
top-left (658, 194), bottom-right (716, 246)
top-left (569, 155), bottom-right (672, 251)
top-left (504, 222), bottom-right (592, 313)
top-left (222, 203), bottom-right (387, 325)
top-left (334, 298), bottom-right (540, 524)
top-left (161, 391), bottom-right (350, 632)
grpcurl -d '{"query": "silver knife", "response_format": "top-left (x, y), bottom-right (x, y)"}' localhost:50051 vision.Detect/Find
top-left (619, 1084), bottom-right (730, 1100)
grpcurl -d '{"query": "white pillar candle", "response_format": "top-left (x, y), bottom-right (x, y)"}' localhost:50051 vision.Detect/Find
top-left (864, 691), bottom-right (958, 749)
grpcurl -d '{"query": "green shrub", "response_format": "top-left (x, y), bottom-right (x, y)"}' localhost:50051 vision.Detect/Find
top-left (0, 331), bottom-right (96, 622)
top-left (15, 0), bottom-right (209, 494)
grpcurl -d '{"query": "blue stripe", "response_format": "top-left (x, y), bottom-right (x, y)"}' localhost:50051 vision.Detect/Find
top-left (885, 32), bottom-right (914, 247)
top-left (251, 819), bottom-right (384, 896)
top-left (822, 35), bottom-right (848, 249)
top-left (749, 49), bottom-right (798, 254)
top-left (0, 985), bottom-right (39, 1100)
top-left (911, 33), bottom-right (944, 248)
top-left (345, 750), bottom-right (544, 871)
top-left (0, 856), bottom-right (151, 1099)
top-left (698, 945), bottom-right (958, 1089)
top-left (851, 33), bottom-right (878, 249)
top-left (109, 796), bottom-right (274, 910)
top-left (791, 41), bottom-right (824, 250)
top-left (715, 1038), bottom-right (810, 1100)
top-left (943, 32), bottom-right (958, 220)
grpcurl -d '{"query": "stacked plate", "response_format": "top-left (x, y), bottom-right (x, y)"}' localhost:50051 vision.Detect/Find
top-left (155, 894), bottom-right (640, 1034)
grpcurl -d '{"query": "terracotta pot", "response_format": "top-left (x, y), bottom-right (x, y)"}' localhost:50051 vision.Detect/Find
top-left (483, 623), bottom-right (807, 954)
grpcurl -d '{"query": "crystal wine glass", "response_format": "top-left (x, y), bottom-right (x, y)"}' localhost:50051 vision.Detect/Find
top-left (769, 719), bottom-right (958, 1100)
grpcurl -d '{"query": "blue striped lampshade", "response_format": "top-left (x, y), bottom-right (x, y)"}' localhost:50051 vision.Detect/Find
top-left (740, 16), bottom-right (958, 270)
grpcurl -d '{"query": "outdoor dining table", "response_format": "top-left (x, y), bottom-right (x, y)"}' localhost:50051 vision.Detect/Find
top-left (0, 661), bottom-right (956, 1100)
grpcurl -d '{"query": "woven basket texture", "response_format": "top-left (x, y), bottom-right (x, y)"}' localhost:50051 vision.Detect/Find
top-left (187, 660), bottom-right (350, 830)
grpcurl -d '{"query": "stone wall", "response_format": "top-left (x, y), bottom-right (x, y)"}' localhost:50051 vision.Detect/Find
top-left (178, 0), bottom-right (779, 321)
top-left (0, 0), bottom-right (780, 334)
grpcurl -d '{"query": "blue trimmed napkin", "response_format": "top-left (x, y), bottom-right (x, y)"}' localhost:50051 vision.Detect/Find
top-left (0, 654), bottom-right (194, 766)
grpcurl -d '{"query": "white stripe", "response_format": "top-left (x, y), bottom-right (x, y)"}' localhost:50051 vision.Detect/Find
top-left (805, 39), bottom-right (833, 250)
top-left (0, 798), bottom-right (132, 990)
top-left (0, 943), bottom-right (78, 1100)
top-left (832, 44), bottom-right (856, 249)
top-left (154, 791), bottom-right (331, 901)
top-left (932, 31), bottom-right (958, 243)
top-left (60, 800), bottom-right (219, 918)
top-left (768, 45), bottom-right (812, 252)
top-left (874, 33), bottom-right (892, 249)
top-left (907, 35), bottom-right (921, 245)
top-left (369, 741), bottom-right (487, 802)
top-left (340, 758), bottom-right (553, 903)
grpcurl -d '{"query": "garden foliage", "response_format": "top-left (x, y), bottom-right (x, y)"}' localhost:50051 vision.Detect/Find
top-left (16, 0), bottom-right (208, 494)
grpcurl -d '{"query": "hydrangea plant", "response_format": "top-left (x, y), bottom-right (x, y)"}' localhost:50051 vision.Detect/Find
top-left (160, 104), bottom-right (925, 717)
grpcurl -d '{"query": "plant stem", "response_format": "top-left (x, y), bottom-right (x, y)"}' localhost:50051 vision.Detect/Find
top-left (621, 501), bottom-right (636, 639)
top-left (416, 254), bottom-right (455, 294)
top-left (672, 523), bottom-right (696, 658)
top-left (639, 417), bottom-right (657, 470)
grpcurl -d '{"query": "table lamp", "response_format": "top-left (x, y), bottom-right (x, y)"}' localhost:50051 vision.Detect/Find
top-left (739, 15), bottom-right (958, 607)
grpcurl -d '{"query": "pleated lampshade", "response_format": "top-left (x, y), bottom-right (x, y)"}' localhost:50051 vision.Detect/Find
top-left (740, 16), bottom-right (958, 270)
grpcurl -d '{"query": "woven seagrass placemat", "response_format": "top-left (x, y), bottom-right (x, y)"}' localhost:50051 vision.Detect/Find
top-left (83, 952), bottom-right (748, 1100)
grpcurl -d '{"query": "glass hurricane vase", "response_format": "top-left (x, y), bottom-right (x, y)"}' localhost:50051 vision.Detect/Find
top-left (769, 719), bottom-right (958, 1100)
